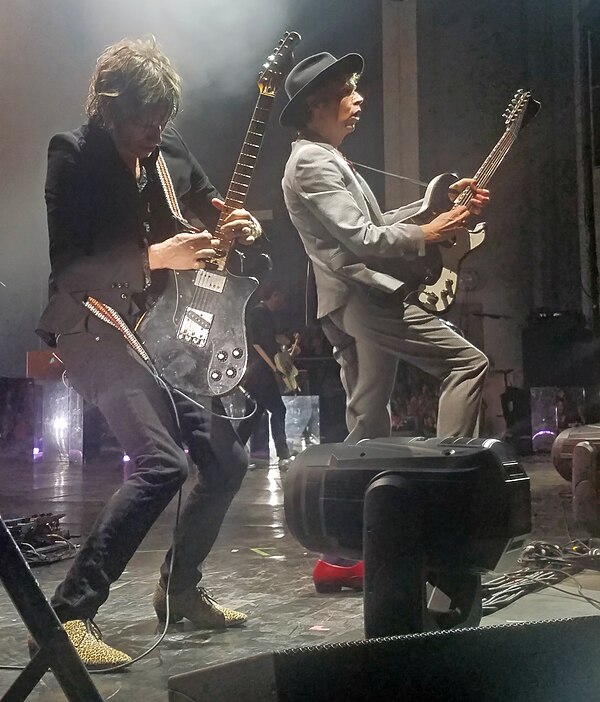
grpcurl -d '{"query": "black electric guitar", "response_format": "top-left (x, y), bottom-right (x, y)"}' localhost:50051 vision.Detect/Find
top-left (137, 31), bottom-right (300, 399)
top-left (396, 89), bottom-right (540, 313)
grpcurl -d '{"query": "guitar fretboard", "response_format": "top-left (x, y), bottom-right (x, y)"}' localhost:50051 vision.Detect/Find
top-left (211, 92), bottom-right (275, 270)
top-left (454, 111), bottom-right (525, 209)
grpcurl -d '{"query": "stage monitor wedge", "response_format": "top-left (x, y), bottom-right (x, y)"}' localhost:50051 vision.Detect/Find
top-left (168, 616), bottom-right (600, 702)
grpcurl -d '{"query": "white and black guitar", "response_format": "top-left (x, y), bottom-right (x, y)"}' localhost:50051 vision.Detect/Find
top-left (137, 32), bottom-right (300, 399)
top-left (396, 89), bottom-right (540, 313)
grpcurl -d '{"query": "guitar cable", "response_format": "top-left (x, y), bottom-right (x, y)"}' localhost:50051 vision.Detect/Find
top-left (76, 299), bottom-right (256, 668)
top-left (0, 299), bottom-right (186, 673)
top-left (79, 297), bottom-right (235, 672)
top-left (0, 297), bottom-right (253, 674)
top-left (349, 160), bottom-right (428, 188)
top-left (0, 362), bottom-right (183, 674)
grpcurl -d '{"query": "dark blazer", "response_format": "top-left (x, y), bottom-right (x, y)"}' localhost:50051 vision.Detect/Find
top-left (37, 122), bottom-right (220, 345)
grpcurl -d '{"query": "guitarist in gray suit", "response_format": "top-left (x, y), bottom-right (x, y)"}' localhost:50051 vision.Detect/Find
top-left (281, 52), bottom-right (491, 592)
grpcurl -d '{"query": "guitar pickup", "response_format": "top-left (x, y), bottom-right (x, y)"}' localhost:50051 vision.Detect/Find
top-left (177, 307), bottom-right (214, 347)
top-left (194, 269), bottom-right (226, 293)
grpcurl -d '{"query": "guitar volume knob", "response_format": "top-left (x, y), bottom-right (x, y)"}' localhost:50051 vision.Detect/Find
top-left (210, 370), bottom-right (222, 381)
top-left (216, 351), bottom-right (228, 362)
top-left (225, 368), bottom-right (237, 378)
top-left (232, 348), bottom-right (243, 359)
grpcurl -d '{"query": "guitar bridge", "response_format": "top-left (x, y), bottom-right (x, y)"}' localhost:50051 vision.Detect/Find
top-left (177, 307), bottom-right (213, 347)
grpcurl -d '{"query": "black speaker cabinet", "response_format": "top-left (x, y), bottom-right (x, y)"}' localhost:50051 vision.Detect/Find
top-left (168, 616), bottom-right (600, 701)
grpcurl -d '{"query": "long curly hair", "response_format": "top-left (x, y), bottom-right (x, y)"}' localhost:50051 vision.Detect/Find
top-left (86, 36), bottom-right (182, 127)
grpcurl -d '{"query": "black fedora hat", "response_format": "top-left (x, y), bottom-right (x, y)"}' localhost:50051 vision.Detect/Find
top-left (279, 52), bottom-right (364, 127)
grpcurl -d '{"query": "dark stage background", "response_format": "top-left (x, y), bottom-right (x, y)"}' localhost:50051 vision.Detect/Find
top-left (1, 0), bottom-right (598, 437)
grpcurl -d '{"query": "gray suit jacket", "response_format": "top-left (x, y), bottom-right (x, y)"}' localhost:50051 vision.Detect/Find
top-left (282, 138), bottom-right (425, 319)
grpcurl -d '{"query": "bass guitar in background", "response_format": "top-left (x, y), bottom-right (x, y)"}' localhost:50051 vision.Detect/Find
top-left (274, 332), bottom-right (301, 394)
top-left (391, 88), bottom-right (540, 314)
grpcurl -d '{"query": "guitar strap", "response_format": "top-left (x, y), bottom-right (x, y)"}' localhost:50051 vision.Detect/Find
top-left (156, 152), bottom-right (202, 231)
top-left (83, 296), bottom-right (153, 366)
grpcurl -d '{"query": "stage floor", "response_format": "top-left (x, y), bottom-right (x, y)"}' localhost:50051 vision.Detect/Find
top-left (0, 450), bottom-right (597, 701)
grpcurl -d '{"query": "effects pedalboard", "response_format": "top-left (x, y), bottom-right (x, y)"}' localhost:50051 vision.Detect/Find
top-left (4, 513), bottom-right (77, 566)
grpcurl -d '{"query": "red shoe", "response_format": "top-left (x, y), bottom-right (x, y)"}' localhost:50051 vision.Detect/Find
top-left (312, 559), bottom-right (364, 593)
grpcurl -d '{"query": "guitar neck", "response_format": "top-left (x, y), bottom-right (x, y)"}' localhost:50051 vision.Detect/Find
top-left (211, 92), bottom-right (275, 270)
top-left (454, 128), bottom-right (518, 208)
top-left (289, 334), bottom-right (299, 355)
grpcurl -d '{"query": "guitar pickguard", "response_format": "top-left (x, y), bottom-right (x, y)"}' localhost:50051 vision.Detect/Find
top-left (416, 223), bottom-right (486, 313)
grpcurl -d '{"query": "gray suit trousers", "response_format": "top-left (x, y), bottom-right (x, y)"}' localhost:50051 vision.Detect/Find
top-left (323, 292), bottom-right (489, 442)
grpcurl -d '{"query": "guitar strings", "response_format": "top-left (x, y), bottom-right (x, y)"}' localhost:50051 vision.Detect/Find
top-left (467, 99), bottom-right (530, 198)
top-left (462, 133), bottom-right (514, 199)
top-left (474, 131), bottom-right (517, 187)
top-left (194, 94), bottom-right (271, 319)
top-left (454, 129), bottom-right (517, 210)
top-left (456, 98), bottom-right (531, 209)
top-left (188, 93), bottom-right (270, 317)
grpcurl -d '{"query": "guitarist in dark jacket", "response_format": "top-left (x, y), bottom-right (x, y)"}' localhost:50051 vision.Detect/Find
top-left (280, 52), bottom-right (491, 593)
top-left (36, 37), bottom-right (262, 668)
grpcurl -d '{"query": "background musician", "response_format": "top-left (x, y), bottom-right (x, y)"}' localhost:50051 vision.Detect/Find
top-left (237, 282), bottom-right (297, 471)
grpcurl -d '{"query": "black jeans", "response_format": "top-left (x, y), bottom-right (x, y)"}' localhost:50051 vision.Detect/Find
top-left (52, 319), bottom-right (247, 622)
top-left (236, 363), bottom-right (290, 459)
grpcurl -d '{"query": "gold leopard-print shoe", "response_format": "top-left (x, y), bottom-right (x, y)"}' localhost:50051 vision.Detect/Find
top-left (153, 580), bottom-right (247, 629)
top-left (62, 619), bottom-right (132, 670)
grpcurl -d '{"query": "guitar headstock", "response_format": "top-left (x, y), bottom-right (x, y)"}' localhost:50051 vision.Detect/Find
top-left (503, 89), bottom-right (541, 134)
top-left (258, 31), bottom-right (301, 97)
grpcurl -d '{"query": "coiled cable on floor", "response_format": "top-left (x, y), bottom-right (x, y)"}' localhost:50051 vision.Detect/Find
top-left (482, 539), bottom-right (600, 615)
